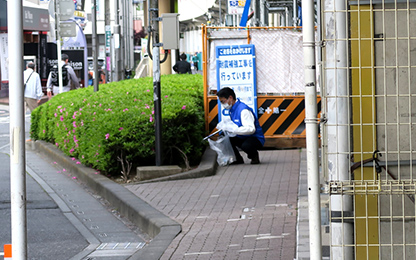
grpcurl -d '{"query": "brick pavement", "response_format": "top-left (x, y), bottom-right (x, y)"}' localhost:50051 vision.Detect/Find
top-left (125, 149), bottom-right (301, 259)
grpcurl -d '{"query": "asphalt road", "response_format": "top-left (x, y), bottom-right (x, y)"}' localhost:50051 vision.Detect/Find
top-left (0, 106), bottom-right (88, 259)
top-left (0, 104), bottom-right (146, 259)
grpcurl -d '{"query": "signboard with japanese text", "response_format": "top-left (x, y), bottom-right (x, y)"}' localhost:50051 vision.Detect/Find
top-left (228, 0), bottom-right (246, 15)
top-left (216, 44), bottom-right (257, 122)
top-left (0, 34), bottom-right (8, 82)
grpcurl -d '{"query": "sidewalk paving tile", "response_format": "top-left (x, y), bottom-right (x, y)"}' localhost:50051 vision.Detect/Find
top-left (125, 149), bottom-right (300, 259)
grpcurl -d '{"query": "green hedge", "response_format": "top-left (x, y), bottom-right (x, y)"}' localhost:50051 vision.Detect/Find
top-left (30, 74), bottom-right (206, 176)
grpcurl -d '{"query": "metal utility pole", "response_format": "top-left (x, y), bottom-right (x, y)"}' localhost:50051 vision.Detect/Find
top-left (113, 0), bottom-right (121, 81)
top-left (7, 1), bottom-right (27, 258)
top-left (105, 0), bottom-right (111, 82)
top-left (219, 0), bottom-right (222, 25)
top-left (55, 0), bottom-right (63, 94)
top-left (123, 0), bottom-right (134, 76)
top-left (149, 0), bottom-right (162, 166)
top-left (92, 0), bottom-right (99, 91)
top-left (302, 0), bottom-right (322, 258)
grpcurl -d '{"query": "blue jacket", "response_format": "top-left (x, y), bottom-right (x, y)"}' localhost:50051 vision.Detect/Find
top-left (229, 100), bottom-right (265, 145)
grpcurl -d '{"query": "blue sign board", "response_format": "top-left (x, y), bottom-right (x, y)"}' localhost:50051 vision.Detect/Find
top-left (216, 44), bottom-right (257, 122)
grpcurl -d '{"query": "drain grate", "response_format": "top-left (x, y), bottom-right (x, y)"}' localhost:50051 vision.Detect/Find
top-left (87, 242), bottom-right (146, 257)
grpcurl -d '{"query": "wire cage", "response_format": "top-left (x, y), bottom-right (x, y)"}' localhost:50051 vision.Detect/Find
top-left (321, 0), bottom-right (416, 259)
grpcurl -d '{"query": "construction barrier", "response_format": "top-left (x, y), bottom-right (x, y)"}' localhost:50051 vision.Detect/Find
top-left (202, 26), bottom-right (321, 148)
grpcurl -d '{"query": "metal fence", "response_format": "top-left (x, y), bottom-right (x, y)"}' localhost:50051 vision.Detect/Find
top-left (321, 0), bottom-right (416, 259)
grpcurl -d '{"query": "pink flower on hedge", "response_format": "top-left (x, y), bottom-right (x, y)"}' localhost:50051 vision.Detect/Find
top-left (119, 127), bottom-right (123, 131)
top-left (69, 148), bottom-right (74, 154)
top-left (43, 130), bottom-right (45, 133)
top-left (152, 110), bottom-right (154, 115)
top-left (134, 98), bottom-right (137, 102)
top-left (58, 105), bottom-right (62, 108)
top-left (57, 123), bottom-right (59, 127)
top-left (60, 109), bottom-right (63, 113)
top-left (99, 103), bottom-right (102, 107)
top-left (182, 105), bottom-right (186, 110)
top-left (81, 121), bottom-right (84, 126)
top-left (105, 133), bottom-right (109, 139)
top-left (93, 112), bottom-right (96, 115)
top-left (55, 143), bottom-right (59, 146)
top-left (146, 89), bottom-right (150, 92)
top-left (82, 155), bottom-right (85, 159)
top-left (165, 95), bottom-right (168, 98)
top-left (60, 116), bottom-right (64, 121)
top-left (54, 113), bottom-right (57, 117)
top-left (150, 116), bottom-right (153, 122)
top-left (145, 104), bottom-right (150, 109)
top-left (71, 157), bottom-right (76, 161)
top-left (73, 122), bottom-right (77, 128)
top-left (73, 135), bottom-right (78, 143)
top-left (126, 92), bottom-right (129, 94)
top-left (123, 108), bottom-right (128, 112)
top-left (72, 129), bottom-right (75, 133)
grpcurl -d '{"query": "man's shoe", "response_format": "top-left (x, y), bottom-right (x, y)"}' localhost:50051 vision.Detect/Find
top-left (250, 155), bottom-right (260, 165)
top-left (230, 159), bottom-right (244, 165)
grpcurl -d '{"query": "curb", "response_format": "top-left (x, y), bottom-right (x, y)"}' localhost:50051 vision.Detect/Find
top-left (30, 140), bottom-right (218, 259)
top-left (31, 140), bottom-right (180, 259)
top-left (134, 148), bottom-right (218, 184)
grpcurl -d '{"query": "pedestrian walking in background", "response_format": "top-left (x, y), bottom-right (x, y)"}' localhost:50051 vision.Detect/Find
top-left (216, 87), bottom-right (265, 164)
top-left (46, 53), bottom-right (80, 98)
top-left (192, 52), bottom-right (199, 72)
top-left (173, 53), bottom-right (192, 74)
top-left (24, 62), bottom-right (43, 113)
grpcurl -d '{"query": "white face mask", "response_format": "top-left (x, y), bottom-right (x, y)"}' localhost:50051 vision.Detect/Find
top-left (222, 101), bottom-right (232, 110)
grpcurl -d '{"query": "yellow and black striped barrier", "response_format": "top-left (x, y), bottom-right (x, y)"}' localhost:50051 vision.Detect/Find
top-left (206, 95), bottom-right (321, 148)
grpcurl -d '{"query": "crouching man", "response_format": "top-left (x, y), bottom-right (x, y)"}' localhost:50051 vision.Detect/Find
top-left (216, 87), bottom-right (265, 164)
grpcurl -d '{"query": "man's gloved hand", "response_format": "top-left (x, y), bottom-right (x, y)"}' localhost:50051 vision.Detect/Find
top-left (216, 120), bottom-right (238, 136)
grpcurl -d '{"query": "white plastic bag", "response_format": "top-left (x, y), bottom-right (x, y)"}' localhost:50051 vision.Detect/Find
top-left (208, 133), bottom-right (236, 166)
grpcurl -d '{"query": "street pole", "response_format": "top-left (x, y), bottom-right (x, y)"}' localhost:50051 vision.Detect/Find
top-left (113, 0), bottom-right (121, 81)
top-left (7, 1), bottom-right (27, 258)
top-left (150, 0), bottom-right (162, 166)
top-left (92, 0), bottom-right (99, 91)
top-left (105, 0), bottom-right (111, 82)
top-left (219, 0), bottom-right (222, 25)
top-left (302, 0), bottom-right (322, 258)
top-left (56, 0), bottom-right (63, 94)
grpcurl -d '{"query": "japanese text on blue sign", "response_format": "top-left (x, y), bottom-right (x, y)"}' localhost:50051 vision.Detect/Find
top-left (216, 44), bottom-right (257, 120)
